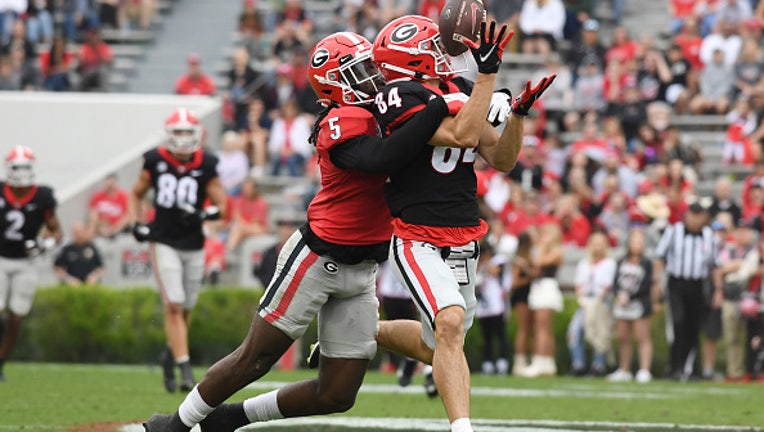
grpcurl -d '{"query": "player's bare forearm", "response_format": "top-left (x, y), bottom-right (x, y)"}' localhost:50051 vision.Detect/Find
top-left (206, 178), bottom-right (227, 219)
top-left (128, 170), bottom-right (151, 223)
top-left (45, 214), bottom-right (63, 243)
top-left (479, 113), bottom-right (523, 172)
top-left (429, 74), bottom-right (497, 148)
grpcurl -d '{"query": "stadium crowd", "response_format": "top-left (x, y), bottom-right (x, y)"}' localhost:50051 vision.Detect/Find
top-left (6, 0), bottom-right (764, 384)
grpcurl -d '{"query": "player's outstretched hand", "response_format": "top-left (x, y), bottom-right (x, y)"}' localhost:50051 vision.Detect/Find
top-left (132, 223), bottom-right (152, 243)
top-left (464, 20), bottom-right (513, 75)
top-left (487, 88), bottom-right (512, 126)
top-left (511, 74), bottom-right (557, 117)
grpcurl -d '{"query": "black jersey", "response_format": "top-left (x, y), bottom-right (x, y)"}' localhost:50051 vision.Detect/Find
top-left (373, 77), bottom-right (480, 228)
top-left (0, 182), bottom-right (56, 258)
top-left (142, 147), bottom-right (219, 250)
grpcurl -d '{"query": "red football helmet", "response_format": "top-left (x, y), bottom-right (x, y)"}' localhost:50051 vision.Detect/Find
top-left (165, 108), bottom-right (203, 154)
top-left (308, 32), bottom-right (385, 105)
top-left (5, 146), bottom-right (35, 187)
top-left (373, 15), bottom-right (460, 82)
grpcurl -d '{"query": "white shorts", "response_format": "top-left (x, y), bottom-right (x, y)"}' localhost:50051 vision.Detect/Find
top-left (389, 236), bottom-right (478, 350)
top-left (0, 256), bottom-right (38, 316)
top-left (528, 277), bottom-right (563, 312)
top-left (150, 242), bottom-right (205, 310)
top-left (258, 230), bottom-right (379, 360)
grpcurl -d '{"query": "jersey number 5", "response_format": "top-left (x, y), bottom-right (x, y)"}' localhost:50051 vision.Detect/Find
top-left (431, 147), bottom-right (478, 174)
top-left (156, 174), bottom-right (199, 209)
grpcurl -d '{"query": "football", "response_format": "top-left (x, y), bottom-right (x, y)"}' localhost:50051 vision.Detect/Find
top-left (438, 0), bottom-right (486, 56)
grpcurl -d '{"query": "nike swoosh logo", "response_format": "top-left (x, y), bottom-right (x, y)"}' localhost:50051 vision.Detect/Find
top-left (480, 45), bottom-right (496, 63)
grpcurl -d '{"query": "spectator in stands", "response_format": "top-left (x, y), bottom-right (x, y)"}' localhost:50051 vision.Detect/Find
top-left (608, 228), bottom-right (655, 383)
top-left (238, 0), bottom-right (269, 63)
top-left (267, 99), bottom-right (312, 176)
top-left (664, 44), bottom-right (692, 113)
top-left (272, 18), bottom-right (307, 63)
top-left (567, 59), bottom-right (605, 128)
top-left (226, 177), bottom-right (269, 252)
top-left (669, 0), bottom-right (700, 34)
top-left (605, 27), bottom-right (639, 67)
top-left (592, 150), bottom-right (638, 198)
top-left (507, 135), bottom-right (544, 191)
top-left (716, 0), bottom-right (753, 28)
top-left (733, 38), bottom-right (764, 100)
top-left (553, 194), bottom-right (591, 247)
top-left (277, 0), bottom-right (312, 38)
top-left (561, 0), bottom-right (593, 40)
top-left (662, 126), bottom-right (702, 177)
top-left (204, 223), bottom-right (226, 286)
top-left (98, 0), bottom-right (121, 29)
top-left (700, 18), bottom-right (742, 68)
top-left (637, 49), bottom-right (673, 104)
top-left (476, 241), bottom-right (511, 375)
top-left (77, 28), bottom-right (113, 92)
top-left (25, 0), bottom-right (54, 44)
top-left (62, 0), bottom-right (98, 42)
top-left (0, 53), bottom-right (20, 89)
top-left (568, 231), bottom-right (616, 376)
top-left (343, 0), bottom-right (383, 41)
top-left (520, 223), bottom-right (564, 377)
top-left (2, 20), bottom-right (35, 63)
top-left (655, 199), bottom-right (719, 380)
top-left (519, 0), bottom-right (565, 55)
top-left (597, 192), bottom-right (631, 246)
top-left (125, 0), bottom-right (156, 31)
top-left (217, 131), bottom-right (250, 196)
top-left (510, 231), bottom-right (535, 375)
top-left (567, 18), bottom-right (606, 76)
top-left (716, 218), bottom-right (757, 381)
top-left (689, 48), bottom-right (733, 114)
top-left (0, 0), bottom-right (27, 41)
top-left (245, 98), bottom-right (270, 178)
top-left (53, 221), bottom-right (105, 286)
top-left (710, 177), bottom-right (742, 224)
top-left (40, 34), bottom-right (73, 91)
top-left (532, 53), bottom-right (572, 122)
top-left (88, 173), bottom-right (129, 238)
top-left (175, 53), bottom-right (216, 96)
top-left (228, 47), bottom-right (260, 131)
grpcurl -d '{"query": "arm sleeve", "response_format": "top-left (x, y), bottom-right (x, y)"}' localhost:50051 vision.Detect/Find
top-left (329, 97), bottom-right (449, 173)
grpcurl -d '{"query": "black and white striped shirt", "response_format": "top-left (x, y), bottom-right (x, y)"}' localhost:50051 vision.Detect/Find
top-left (655, 222), bottom-right (719, 280)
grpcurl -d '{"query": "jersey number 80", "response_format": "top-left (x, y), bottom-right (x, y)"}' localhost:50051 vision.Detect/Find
top-left (156, 174), bottom-right (198, 209)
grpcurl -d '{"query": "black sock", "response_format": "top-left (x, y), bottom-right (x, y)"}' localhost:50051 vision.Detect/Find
top-left (200, 402), bottom-right (249, 431)
top-left (169, 412), bottom-right (191, 432)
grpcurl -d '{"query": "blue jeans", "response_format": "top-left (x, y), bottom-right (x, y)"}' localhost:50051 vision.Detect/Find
top-left (271, 154), bottom-right (306, 177)
top-left (26, 11), bottom-right (54, 43)
top-left (567, 308), bottom-right (607, 371)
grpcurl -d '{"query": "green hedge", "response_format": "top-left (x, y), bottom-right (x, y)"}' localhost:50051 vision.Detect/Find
top-left (16, 286), bottom-right (679, 375)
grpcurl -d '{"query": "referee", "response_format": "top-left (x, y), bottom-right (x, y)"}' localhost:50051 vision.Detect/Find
top-left (654, 200), bottom-right (720, 380)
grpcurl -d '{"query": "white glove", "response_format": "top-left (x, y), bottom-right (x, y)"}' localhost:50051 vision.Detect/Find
top-left (487, 89), bottom-right (512, 127)
top-left (441, 92), bottom-right (470, 103)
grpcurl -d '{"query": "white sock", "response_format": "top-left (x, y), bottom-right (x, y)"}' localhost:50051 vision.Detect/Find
top-left (451, 417), bottom-right (473, 432)
top-left (422, 364), bottom-right (433, 375)
top-left (178, 386), bottom-right (214, 427)
top-left (243, 389), bottom-right (284, 422)
top-left (175, 355), bottom-right (190, 364)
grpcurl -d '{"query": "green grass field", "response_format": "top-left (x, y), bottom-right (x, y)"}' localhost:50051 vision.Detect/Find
top-left (1, 362), bottom-right (763, 432)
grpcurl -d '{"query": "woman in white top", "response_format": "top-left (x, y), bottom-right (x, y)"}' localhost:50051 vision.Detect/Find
top-left (567, 231), bottom-right (617, 376)
top-left (519, 0), bottom-right (566, 55)
top-left (267, 99), bottom-right (313, 176)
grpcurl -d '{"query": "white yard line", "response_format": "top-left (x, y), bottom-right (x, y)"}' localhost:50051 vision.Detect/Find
top-left (114, 417), bottom-right (764, 432)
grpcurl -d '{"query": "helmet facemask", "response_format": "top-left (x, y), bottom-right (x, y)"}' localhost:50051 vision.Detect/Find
top-left (316, 50), bottom-right (384, 105)
top-left (166, 125), bottom-right (202, 155)
top-left (6, 159), bottom-right (35, 187)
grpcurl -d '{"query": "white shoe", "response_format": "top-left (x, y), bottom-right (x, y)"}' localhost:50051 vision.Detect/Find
top-left (481, 361), bottom-right (495, 375)
top-left (606, 369), bottom-right (633, 382)
top-left (520, 356), bottom-right (557, 377)
top-left (512, 355), bottom-right (527, 376)
top-left (635, 369), bottom-right (652, 383)
top-left (496, 358), bottom-right (509, 375)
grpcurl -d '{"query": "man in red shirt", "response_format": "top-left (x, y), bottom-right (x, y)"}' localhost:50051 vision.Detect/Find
top-left (77, 28), bottom-right (113, 91)
top-left (175, 54), bottom-right (216, 96)
top-left (88, 173), bottom-right (129, 238)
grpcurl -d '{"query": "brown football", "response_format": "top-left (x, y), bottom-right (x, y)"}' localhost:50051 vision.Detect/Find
top-left (438, 0), bottom-right (485, 56)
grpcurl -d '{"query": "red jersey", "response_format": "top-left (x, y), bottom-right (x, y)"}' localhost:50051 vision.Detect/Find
top-left (307, 106), bottom-right (393, 245)
top-left (175, 74), bottom-right (217, 96)
top-left (674, 34), bottom-right (703, 70)
top-left (89, 189), bottom-right (129, 228)
top-left (555, 214), bottom-right (591, 247)
top-left (78, 42), bottom-right (113, 69)
top-left (671, 0), bottom-right (697, 17)
top-left (231, 195), bottom-right (269, 227)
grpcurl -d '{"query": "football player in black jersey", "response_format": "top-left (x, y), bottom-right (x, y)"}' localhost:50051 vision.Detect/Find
top-left (128, 108), bottom-right (227, 393)
top-left (0, 146), bottom-right (62, 381)
top-left (370, 16), bottom-right (555, 432)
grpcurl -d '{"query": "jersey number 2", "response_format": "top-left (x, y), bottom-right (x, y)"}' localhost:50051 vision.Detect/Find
top-left (431, 147), bottom-right (478, 174)
top-left (156, 174), bottom-right (199, 209)
top-left (4, 210), bottom-right (24, 241)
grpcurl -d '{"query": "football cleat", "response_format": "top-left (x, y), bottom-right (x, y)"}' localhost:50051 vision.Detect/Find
top-left (159, 347), bottom-right (177, 393)
top-left (306, 342), bottom-right (320, 369)
top-left (179, 362), bottom-right (195, 392)
top-left (424, 369), bottom-right (438, 398)
top-left (199, 402), bottom-right (249, 432)
top-left (143, 413), bottom-right (190, 432)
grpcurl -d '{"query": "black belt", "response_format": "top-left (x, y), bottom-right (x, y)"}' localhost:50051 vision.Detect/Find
top-left (300, 223), bottom-right (389, 265)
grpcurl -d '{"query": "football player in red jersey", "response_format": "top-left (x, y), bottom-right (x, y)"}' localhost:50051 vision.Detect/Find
top-left (370, 15), bottom-right (555, 432)
top-left (143, 30), bottom-right (496, 432)
top-left (128, 108), bottom-right (227, 393)
top-left (0, 146), bottom-right (62, 381)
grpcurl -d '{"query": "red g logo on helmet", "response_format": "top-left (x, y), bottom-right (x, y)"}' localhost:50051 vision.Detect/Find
top-left (390, 22), bottom-right (418, 44)
top-left (311, 48), bottom-right (330, 68)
